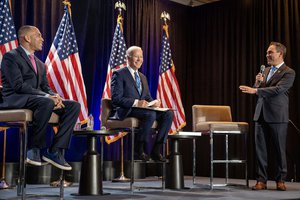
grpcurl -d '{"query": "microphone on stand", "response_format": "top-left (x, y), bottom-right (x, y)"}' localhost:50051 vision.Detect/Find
top-left (254, 65), bottom-right (265, 88)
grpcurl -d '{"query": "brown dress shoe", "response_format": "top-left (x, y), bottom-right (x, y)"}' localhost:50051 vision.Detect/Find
top-left (276, 181), bottom-right (286, 191)
top-left (252, 181), bottom-right (267, 190)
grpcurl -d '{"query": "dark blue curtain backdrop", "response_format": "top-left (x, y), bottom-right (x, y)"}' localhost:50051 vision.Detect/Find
top-left (1, 0), bottom-right (300, 180)
top-left (3, 0), bottom-right (189, 163)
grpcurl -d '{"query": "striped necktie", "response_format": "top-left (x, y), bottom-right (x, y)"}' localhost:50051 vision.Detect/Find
top-left (267, 66), bottom-right (277, 81)
top-left (134, 71), bottom-right (142, 95)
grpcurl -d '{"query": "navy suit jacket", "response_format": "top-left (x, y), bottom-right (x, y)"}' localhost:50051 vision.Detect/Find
top-left (1, 46), bottom-right (55, 108)
top-left (110, 67), bottom-right (153, 120)
top-left (254, 63), bottom-right (295, 123)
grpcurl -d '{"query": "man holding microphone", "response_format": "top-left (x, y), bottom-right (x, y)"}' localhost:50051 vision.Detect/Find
top-left (239, 42), bottom-right (295, 191)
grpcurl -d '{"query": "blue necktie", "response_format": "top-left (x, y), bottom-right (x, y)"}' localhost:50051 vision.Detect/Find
top-left (134, 71), bottom-right (142, 95)
top-left (267, 66), bottom-right (277, 82)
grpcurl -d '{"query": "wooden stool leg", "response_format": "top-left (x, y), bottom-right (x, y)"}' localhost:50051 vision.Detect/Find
top-left (112, 137), bottom-right (130, 182)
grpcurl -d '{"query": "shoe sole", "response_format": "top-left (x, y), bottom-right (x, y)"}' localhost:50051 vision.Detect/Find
top-left (26, 158), bottom-right (42, 166)
top-left (41, 161), bottom-right (49, 166)
top-left (252, 187), bottom-right (267, 190)
top-left (42, 156), bottom-right (72, 171)
top-left (276, 188), bottom-right (286, 191)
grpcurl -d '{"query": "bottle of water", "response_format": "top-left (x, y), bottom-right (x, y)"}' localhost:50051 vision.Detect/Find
top-left (87, 114), bottom-right (94, 130)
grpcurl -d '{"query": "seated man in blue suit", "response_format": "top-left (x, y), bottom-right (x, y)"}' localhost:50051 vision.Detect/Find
top-left (110, 46), bottom-right (173, 161)
top-left (1, 25), bottom-right (80, 170)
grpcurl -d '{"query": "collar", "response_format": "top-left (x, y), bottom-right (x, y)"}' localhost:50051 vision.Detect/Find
top-left (20, 45), bottom-right (33, 57)
top-left (127, 66), bottom-right (139, 78)
top-left (273, 62), bottom-right (284, 69)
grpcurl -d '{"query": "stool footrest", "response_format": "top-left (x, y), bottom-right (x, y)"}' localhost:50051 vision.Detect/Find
top-left (212, 160), bottom-right (246, 163)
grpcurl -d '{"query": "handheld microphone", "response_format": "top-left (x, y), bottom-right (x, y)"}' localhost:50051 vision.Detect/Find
top-left (255, 65), bottom-right (265, 88)
top-left (260, 65), bottom-right (265, 74)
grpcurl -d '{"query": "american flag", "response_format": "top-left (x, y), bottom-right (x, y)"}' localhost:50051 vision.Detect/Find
top-left (45, 6), bottom-right (88, 123)
top-left (102, 15), bottom-right (127, 144)
top-left (157, 24), bottom-right (186, 134)
top-left (0, 0), bottom-right (18, 84)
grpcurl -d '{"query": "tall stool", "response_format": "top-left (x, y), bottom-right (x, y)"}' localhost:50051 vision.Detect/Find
top-left (192, 105), bottom-right (249, 189)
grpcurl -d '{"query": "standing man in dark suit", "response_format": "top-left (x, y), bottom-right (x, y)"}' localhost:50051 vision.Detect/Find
top-left (1, 25), bottom-right (80, 171)
top-left (110, 46), bottom-right (173, 161)
top-left (240, 42), bottom-right (295, 191)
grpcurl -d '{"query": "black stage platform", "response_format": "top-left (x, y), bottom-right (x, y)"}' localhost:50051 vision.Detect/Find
top-left (1, 176), bottom-right (300, 200)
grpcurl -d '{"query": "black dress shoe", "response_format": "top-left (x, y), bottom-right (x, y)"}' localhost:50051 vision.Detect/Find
top-left (136, 152), bottom-right (150, 161)
top-left (151, 153), bottom-right (166, 162)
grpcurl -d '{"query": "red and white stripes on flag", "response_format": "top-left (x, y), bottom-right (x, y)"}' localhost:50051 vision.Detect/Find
top-left (0, 0), bottom-right (18, 84)
top-left (102, 15), bottom-right (127, 100)
top-left (102, 62), bottom-right (126, 99)
top-left (102, 15), bottom-right (127, 144)
top-left (45, 5), bottom-right (88, 123)
top-left (157, 24), bottom-right (186, 134)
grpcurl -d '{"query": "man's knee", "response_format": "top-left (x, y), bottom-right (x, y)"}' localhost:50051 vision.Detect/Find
top-left (144, 111), bottom-right (156, 121)
top-left (165, 110), bottom-right (174, 122)
top-left (40, 97), bottom-right (55, 111)
top-left (65, 100), bottom-right (81, 113)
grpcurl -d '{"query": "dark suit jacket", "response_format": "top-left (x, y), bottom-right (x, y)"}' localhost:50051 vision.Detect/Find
top-left (110, 66), bottom-right (153, 120)
top-left (254, 63), bottom-right (295, 122)
top-left (1, 46), bottom-right (55, 108)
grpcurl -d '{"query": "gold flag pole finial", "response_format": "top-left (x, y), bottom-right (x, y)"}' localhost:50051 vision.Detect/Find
top-left (115, 1), bottom-right (126, 33)
top-left (160, 11), bottom-right (170, 25)
top-left (63, 0), bottom-right (72, 17)
top-left (115, 1), bottom-right (126, 16)
top-left (161, 11), bottom-right (170, 38)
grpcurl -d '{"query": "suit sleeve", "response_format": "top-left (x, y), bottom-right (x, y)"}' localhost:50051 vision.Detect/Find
top-left (1, 52), bottom-right (48, 96)
top-left (257, 68), bottom-right (295, 98)
top-left (111, 70), bottom-right (135, 108)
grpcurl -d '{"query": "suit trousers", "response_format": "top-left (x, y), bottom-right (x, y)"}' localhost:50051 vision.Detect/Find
top-left (255, 118), bottom-right (288, 182)
top-left (128, 108), bottom-right (173, 144)
top-left (25, 96), bottom-right (80, 149)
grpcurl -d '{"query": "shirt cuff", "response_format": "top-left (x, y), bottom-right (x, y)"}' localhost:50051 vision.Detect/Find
top-left (133, 99), bottom-right (139, 107)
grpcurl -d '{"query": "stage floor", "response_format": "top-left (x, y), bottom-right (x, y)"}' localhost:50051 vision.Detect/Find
top-left (1, 176), bottom-right (300, 200)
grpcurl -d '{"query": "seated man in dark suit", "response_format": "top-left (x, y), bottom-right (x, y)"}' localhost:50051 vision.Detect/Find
top-left (110, 46), bottom-right (173, 161)
top-left (1, 25), bottom-right (80, 170)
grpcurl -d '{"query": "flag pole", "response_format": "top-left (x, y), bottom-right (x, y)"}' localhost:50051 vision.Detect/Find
top-left (160, 11), bottom-right (170, 38)
top-left (8, 0), bottom-right (12, 14)
top-left (160, 11), bottom-right (171, 157)
top-left (111, 1), bottom-right (130, 183)
top-left (49, 0), bottom-right (73, 189)
top-left (62, 0), bottom-right (72, 17)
